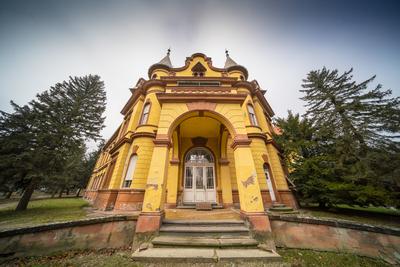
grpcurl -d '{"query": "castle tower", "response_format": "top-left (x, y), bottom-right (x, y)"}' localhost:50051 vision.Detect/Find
top-left (84, 51), bottom-right (297, 233)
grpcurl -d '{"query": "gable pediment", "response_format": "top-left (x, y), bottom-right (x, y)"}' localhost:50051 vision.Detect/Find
top-left (191, 62), bottom-right (207, 73)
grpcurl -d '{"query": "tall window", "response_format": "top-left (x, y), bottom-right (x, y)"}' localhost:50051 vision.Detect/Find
top-left (122, 155), bottom-right (137, 188)
top-left (139, 103), bottom-right (150, 125)
top-left (247, 104), bottom-right (258, 126)
top-left (263, 163), bottom-right (276, 202)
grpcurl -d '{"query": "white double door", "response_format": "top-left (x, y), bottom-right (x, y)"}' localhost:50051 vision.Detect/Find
top-left (183, 164), bottom-right (216, 203)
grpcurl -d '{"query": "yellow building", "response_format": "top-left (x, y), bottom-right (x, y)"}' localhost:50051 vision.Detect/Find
top-left (84, 51), bottom-right (297, 233)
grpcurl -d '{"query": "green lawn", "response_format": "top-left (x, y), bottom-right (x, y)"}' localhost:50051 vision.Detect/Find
top-left (278, 248), bottom-right (391, 267)
top-left (3, 248), bottom-right (391, 267)
top-left (299, 204), bottom-right (400, 228)
top-left (0, 198), bottom-right (90, 231)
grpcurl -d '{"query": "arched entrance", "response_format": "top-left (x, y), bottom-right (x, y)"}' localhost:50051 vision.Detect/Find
top-left (183, 147), bottom-right (216, 203)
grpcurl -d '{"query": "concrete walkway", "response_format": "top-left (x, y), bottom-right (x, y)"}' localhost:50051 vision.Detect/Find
top-left (132, 248), bottom-right (284, 265)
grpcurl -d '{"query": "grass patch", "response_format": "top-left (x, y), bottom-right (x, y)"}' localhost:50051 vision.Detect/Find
top-left (298, 204), bottom-right (400, 228)
top-left (0, 198), bottom-right (90, 230)
top-left (4, 249), bottom-right (139, 267)
top-left (278, 248), bottom-right (391, 267)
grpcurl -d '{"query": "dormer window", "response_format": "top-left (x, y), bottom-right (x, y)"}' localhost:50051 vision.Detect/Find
top-left (191, 62), bottom-right (206, 77)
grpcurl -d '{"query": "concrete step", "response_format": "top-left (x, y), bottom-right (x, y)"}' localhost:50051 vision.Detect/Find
top-left (152, 236), bottom-right (258, 248)
top-left (160, 225), bottom-right (249, 233)
top-left (176, 203), bottom-right (224, 209)
top-left (163, 219), bottom-right (245, 226)
top-left (132, 248), bottom-right (283, 264)
top-left (272, 203), bottom-right (287, 208)
top-left (269, 206), bottom-right (294, 212)
top-left (158, 231), bottom-right (249, 238)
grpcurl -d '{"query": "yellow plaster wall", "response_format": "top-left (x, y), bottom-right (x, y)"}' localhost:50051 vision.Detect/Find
top-left (141, 145), bottom-right (170, 212)
top-left (127, 97), bottom-right (145, 132)
top-left (214, 104), bottom-right (247, 135)
top-left (226, 137), bottom-right (238, 190)
top-left (249, 138), bottom-right (269, 190)
top-left (228, 71), bottom-right (245, 79)
top-left (166, 148), bottom-right (179, 204)
top-left (108, 143), bottom-right (130, 189)
top-left (143, 92), bottom-right (162, 127)
top-left (152, 69), bottom-right (170, 78)
top-left (241, 95), bottom-right (253, 126)
top-left (131, 137), bottom-right (155, 189)
top-left (266, 144), bottom-right (289, 190)
top-left (232, 146), bottom-right (265, 212)
top-left (157, 103), bottom-right (189, 136)
top-left (253, 99), bottom-right (271, 134)
top-left (175, 57), bottom-right (222, 77)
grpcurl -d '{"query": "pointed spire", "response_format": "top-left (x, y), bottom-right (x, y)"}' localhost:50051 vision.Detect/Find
top-left (158, 48), bottom-right (172, 67)
top-left (224, 49), bottom-right (238, 69)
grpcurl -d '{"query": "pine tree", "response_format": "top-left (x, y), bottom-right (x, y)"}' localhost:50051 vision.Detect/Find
top-left (0, 75), bottom-right (106, 210)
top-left (295, 68), bottom-right (400, 207)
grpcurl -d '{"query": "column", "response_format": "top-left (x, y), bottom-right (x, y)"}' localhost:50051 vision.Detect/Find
top-left (135, 138), bottom-right (170, 233)
top-left (232, 138), bottom-right (272, 234)
top-left (166, 160), bottom-right (179, 208)
top-left (220, 159), bottom-right (233, 207)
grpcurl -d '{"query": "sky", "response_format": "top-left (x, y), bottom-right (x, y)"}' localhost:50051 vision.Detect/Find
top-left (1, 0), bottom-right (399, 148)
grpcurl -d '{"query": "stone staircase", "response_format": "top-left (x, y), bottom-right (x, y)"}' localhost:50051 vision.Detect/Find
top-left (176, 203), bottom-right (224, 210)
top-left (132, 219), bottom-right (284, 265)
top-left (268, 203), bottom-right (298, 214)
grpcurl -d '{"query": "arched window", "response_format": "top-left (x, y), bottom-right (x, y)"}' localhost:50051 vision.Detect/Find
top-left (139, 103), bottom-right (151, 125)
top-left (247, 104), bottom-right (258, 126)
top-left (185, 147), bottom-right (214, 163)
top-left (122, 155), bottom-right (137, 188)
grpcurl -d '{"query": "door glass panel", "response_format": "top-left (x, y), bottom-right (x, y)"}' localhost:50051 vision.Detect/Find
top-left (185, 167), bottom-right (193, 189)
top-left (195, 167), bottom-right (203, 189)
top-left (206, 167), bottom-right (214, 189)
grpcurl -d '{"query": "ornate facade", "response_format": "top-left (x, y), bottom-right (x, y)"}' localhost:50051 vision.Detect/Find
top-left (84, 51), bottom-right (297, 233)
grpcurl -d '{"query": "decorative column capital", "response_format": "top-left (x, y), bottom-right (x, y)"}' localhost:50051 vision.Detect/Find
top-left (231, 135), bottom-right (252, 150)
top-left (219, 158), bottom-right (230, 165)
top-left (153, 134), bottom-right (172, 148)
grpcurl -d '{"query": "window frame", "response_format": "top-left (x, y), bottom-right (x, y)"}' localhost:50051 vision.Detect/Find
top-left (139, 102), bottom-right (151, 125)
top-left (122, 154), bottom-right (138, 188)
top-left (247, 104), bottom-right (259, 126)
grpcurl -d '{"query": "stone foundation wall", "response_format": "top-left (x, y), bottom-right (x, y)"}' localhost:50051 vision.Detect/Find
top-left (93, 189), bottom-right (118, 210)
top-left (0, 216), bottom-right (136, 259)
top-left (233, 189), bottom-right (298, 210)
top-left (114, 189), bottom-right (144, 211)
top-left (269, 215), bottom-right (400, 265)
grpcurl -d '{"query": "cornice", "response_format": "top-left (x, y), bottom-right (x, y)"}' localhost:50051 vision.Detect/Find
top-left (230, 137), bottom-right (252, 150)
top-left (265, 139), bottom-right (283, 153)
top-left (156, 92), bottom-right (247, 104)
top-left (109, 137), bottom-right (132, 154)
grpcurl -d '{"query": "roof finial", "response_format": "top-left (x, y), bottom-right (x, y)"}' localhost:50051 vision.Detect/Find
top-left (225, 49), bottom-right (229, 57)
top-left (167, 48), bottom-right (171, 56)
